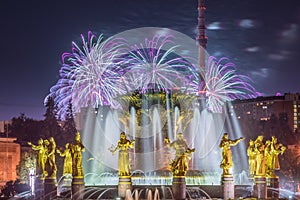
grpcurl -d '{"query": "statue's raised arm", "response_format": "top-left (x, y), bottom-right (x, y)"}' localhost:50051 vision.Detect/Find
top-left (219, 133), bottom-right (244, 176)
top-left (28, 138), bottom-right (47, 179)
top-left (166, 133), bottom-right (195, 176)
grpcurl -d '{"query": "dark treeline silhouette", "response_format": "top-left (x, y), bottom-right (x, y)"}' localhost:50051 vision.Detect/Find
top-left (6, 97), bottom-right (77, 147)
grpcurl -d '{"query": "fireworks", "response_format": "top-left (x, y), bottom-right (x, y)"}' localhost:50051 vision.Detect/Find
top-left (46, 31), bottom-right (257, 117)
top-left (188, 56), bottom-right (257, 113)
top-left (45, 31), bottom-right (128, 116)
top-left (124, 35), bottom-right (194, 93)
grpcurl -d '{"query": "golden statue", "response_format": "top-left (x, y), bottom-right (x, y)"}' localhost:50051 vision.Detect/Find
top-left (247, 139), bottom-right (256, 177)
top-left (109, 132), bottom-right (135, 177)
top-left (170, 148), bottom-right (195, 176)
top-left (165, 133), bottom-right (194, 176)
top-left (57, 143), bottom-right (72, 176)
top-left (264, 140), bottom-right (272, 177)
top-left (265, 136), bottom-right (286, 178)
top-left (165, 133), bottom-right (189, 159)
top-left (253, 135), bottom-right (265, 176)
top-left (70, 132), bottom-right (85, 178)
top-left (44, 137), bottom-right (57, 178)
top-left (219, 133), bottom-right (244, 176)
top-left (43, 139), bottom-right (50, 177)
top-left (28, 138), bottom-right (47, 178)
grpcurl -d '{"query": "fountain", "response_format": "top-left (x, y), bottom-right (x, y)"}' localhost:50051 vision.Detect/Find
top-left (39, 29), bottom-right (260, 200)
top-left (34, 0), bottom-right (294, 198)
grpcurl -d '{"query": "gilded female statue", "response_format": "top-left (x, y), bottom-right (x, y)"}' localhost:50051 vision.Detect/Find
top-left (265, 136), bottom-right (286, 177)
top-left (45, 137), bottom-right (57, 178)
top-left (57, 143), bottom-right (72, 176)
top-left (169, 148), bottom-right (195, 176)
top-left (165, 133), bottom-right (188, 159)
top-left (165, 133), bottom-right (195, 176)
top-left (109, 132), bottom-right (135, 177)
top-left (253, 135), bottom-right (265, 176)
top-left (28, 138), bottom-right (47, 178)
top-left (219, 133), bottom-right (244, 176)
top-left (247, 139), bottom-right (256, 177)
top-left (70, 132), bottom-right (85, 178)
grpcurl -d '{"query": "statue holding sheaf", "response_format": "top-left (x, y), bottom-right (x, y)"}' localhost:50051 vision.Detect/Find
top-left (57, 143), bottom-right (72, 176)
top-left (109, 132), bottom-right (135, 177)
top-left (165, 133), bottom-right (195, 176)
top-left (265, 136), bottom-right (286, 178)
top-left (253, 135), bottom-right (265, 176)
top-left (247, 139), bottom-right (256, 177)
top-left (70, 132), bottom-right (85, 178)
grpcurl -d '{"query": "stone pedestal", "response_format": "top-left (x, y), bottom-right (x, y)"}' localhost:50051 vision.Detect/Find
top-left (44, 177), bottom-right (57, 200)
top-left (253, 176), bottom-right (267, 199)
top-left (172, 176), bottom-right (186, 200)
top-left (118, 176), bottom-right (132, 198)
top-left (34, 177), bottom-right (44, 198)
top-left (222, 174), bottom-right (234, 200)
top-left (71, 177), bottom-right (85, 200)
top-left (267, 177), bottom-right (279, 198)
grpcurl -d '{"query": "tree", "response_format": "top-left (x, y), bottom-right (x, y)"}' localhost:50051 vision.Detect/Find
top-left (43, 96), bottom-right (62, 138)
top-left (62, 101), bottom-right (77, 140)
top-left (16, 151), bottom-right (36, 183)
top-left (8, 113), bottom-right (44, 143)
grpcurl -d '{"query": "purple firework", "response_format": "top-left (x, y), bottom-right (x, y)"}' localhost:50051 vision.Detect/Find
top-left (45, 31), bottom-right (128, 117)
top-left (124, 35), bottom-right (194, 93)
top-left (187, 56), bottom-right (257, 113)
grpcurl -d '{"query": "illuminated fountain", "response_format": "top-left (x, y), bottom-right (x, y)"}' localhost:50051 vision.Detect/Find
top-left (44, 0), bottom-right (261, 196)
top-left (44, 22), bottom-right (260, 199)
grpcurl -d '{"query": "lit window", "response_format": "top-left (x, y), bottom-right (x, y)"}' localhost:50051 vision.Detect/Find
top-left (262, 106), bottom-right (267, 109)
top-left (260, 117), bottom-right (268, 121)
top-left (246, 111), bottom-right (251, 115)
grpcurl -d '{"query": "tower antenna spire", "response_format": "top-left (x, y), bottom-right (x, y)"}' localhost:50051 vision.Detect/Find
top-left (197, 0), bottom-right (207, 69)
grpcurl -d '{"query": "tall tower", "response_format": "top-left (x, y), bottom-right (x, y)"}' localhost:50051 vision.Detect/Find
top-left (197, 0), bottom-right (207, 70)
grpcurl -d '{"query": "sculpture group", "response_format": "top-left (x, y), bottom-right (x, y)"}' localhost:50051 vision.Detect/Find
top-left (28, 130), bottom-right (286, 199)
top-left (247, 135), bottom-right (286, 178)
top-left (28, 132), bottom-right (85, 179)
top-left (109, 132), bottom-right (196, 178)
top-left (28, 137), bottom-right (57, 179)
top-left (28, 132), bottom-right (85, 199)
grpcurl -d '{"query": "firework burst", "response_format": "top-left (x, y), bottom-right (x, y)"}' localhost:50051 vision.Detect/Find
top-left (124, 35), bottom-right (193, 93)
top-left (45, 31), bottom-right (128, 117)
top-left (196, 56), bottom-right (257, 113)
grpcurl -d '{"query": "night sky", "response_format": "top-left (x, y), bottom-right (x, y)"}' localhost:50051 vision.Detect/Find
top-left (1, 0), bottom-right (299, 120)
